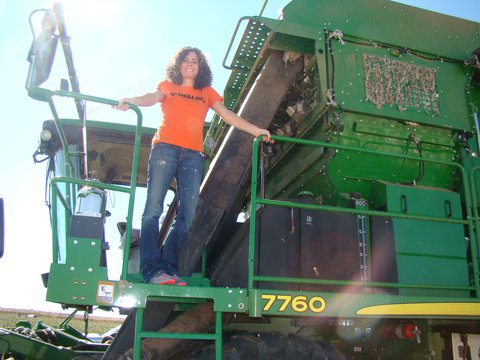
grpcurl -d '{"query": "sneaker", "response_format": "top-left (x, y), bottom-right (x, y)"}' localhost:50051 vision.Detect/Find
top-left (148, 271), bottom-right (175, 285)
top-left (171, 274), bottom-right (187, 286)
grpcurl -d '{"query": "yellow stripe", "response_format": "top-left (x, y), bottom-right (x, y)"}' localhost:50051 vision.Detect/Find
top-left (356, 303), bottom-right (480, 316)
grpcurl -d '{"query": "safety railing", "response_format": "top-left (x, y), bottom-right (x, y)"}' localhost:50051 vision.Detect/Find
top-left (132, 305), bottom-right (223, 360)
top-left (248, 135), bottom-right (480, 297)
top-left (30, 87), bottom-right (143, 281)
top-left (469, 166), bottom-right (480, 271)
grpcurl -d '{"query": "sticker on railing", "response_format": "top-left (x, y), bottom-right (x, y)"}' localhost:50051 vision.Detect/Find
top-left (97, 281), bottom-right (115, 304)
top-left (262, 294), bottom-right (326, 313)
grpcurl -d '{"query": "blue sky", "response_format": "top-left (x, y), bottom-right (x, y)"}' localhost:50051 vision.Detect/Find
top-left (0, 0), bottom-right (478, 313)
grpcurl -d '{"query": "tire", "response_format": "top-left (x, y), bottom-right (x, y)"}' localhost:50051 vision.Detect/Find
top-left (186, 331), bottom-right (347, 360)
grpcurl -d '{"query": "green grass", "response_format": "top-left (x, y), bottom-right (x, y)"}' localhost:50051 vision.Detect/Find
top-left (0, 308), bottom-right (124, 336)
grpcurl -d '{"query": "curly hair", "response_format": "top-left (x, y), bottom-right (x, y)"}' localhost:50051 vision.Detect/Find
top-left (165, 47), bottom-right (213, 89)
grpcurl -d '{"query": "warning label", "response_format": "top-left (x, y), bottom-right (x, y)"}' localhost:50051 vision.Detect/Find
top-left (97, 281), bottom-right (115, 304)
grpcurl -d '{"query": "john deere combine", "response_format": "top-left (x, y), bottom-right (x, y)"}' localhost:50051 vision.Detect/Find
top-left (2, 0), bottom-right (480, 359)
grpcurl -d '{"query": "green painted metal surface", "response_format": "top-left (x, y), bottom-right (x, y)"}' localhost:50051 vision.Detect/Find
top-left (331, 41), bottom-right (472, 130)
top-left (242, 1), bottom-right (478, 207)
top-left (249, 135), bottom-right (479, 317)
top-left (20, 1), bottom-right (480, 359)
top-left (249, 289), bottom-right (480, 319)
top-left (0, 327), bottom-right (107, 360)
top-left (371, 183), bottom-right (470, 297)
top-left (281, 0), bottom-right (479, 61)
top-left (264, 112), bottom-right (459, 203)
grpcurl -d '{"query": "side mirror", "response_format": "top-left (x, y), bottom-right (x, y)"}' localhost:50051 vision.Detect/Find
top-left (0, 198), bottom-right (4, 259)
top-left (26, 10), bottom-right (58, 91)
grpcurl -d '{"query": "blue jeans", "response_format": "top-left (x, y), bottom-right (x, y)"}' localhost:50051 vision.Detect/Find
top-left (139, 142), bottom-right (204, 282)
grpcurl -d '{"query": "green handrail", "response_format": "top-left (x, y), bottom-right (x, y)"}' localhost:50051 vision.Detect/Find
top-left (222, 16), bottom-right (253, 70)
top-left (469, 166), bottom-right (480, 278)
top-left (249, 135), bottom-right (480, 295)
top-left (252, 275), bottom-right (476, 291)
top-left (34, 87), bottom-right (143, 281)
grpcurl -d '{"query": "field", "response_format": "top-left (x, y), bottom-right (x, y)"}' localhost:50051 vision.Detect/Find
top-left (0, 308), bottom-right (124, 336)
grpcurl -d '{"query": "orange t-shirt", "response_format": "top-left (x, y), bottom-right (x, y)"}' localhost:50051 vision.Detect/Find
top-left (151, 80), bottom-right (223, 152)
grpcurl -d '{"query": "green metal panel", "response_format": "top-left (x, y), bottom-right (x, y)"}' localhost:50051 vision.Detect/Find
top-left (281, 0), bottom-right (480, 61)
top-left (370, 182), bottom-right (463, 215)
top-left (332, 41), bottom-right (472, 130)
top-left (264, 112), bottom-right (457, 204)
top-left (46, 262), bottom-right (109, 306)
top-left (250, 289), bottom-right (480, 318)
top-left (371, 183), bottom-right (470, 297)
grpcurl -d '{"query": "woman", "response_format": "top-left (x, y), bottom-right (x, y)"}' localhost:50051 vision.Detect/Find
top-left (116, 47), bottom-right (271, 285)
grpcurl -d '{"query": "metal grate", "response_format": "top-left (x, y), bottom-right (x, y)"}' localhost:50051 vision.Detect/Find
top-left (224, 19), bottom-right (271, 110)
